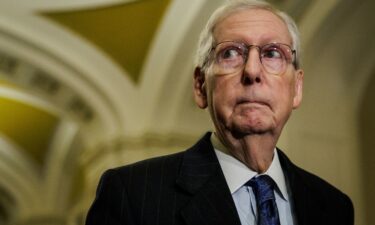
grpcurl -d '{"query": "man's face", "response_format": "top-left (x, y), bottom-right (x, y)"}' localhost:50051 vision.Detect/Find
top-left (194, 9), bottom-right (303, 138)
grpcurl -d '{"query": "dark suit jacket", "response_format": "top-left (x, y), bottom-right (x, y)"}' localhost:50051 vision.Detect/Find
top-left (85, 132), bottom-right (354, 225)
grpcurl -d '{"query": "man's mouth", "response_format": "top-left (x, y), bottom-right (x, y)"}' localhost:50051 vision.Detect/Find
top-left (237, 98), bottom-right (269, 107)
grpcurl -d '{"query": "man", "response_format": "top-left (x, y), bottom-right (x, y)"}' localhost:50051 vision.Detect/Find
top-left (85, 1), bottom-right (354, 225)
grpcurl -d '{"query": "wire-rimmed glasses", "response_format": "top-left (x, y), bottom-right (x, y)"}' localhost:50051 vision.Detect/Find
top-left (209, 41), bottom-right (296, 75)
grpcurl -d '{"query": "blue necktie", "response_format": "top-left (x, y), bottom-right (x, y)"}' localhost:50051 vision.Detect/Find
top-left (246, 175), bottom-right (281, 225)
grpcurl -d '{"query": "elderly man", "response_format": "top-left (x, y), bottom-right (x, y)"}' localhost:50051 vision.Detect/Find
top-left (85, 1), bottom-right (354, 225)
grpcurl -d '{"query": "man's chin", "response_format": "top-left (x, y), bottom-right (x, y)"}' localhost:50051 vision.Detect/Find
top-left (230, 123), bottom-right (273, 137)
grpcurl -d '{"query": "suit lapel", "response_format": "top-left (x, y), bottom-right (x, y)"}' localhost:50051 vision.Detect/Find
top-left (277, 149), bottom-right (326, 225)
top-left (176, 133), bottom-right (241, 225)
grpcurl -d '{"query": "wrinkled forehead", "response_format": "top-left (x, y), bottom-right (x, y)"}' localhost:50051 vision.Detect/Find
top-left (212, 8), bottom-right (292, 45)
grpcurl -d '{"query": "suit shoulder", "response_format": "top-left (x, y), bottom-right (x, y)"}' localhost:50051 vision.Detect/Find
top-left (279, 150), bottom-right (349, 197)
top-left (293, 164), bottom-right (353, 209)
top-left (278, 150), bottom-right (353, 209)
top-left (117, 150), bottom-right (184, 170)
top-left (107, 151), bottom-right (185, 184)
top-left (296, 166), bottom-right (345, 195)
top-left (294, 165), bottom-right (354, 222)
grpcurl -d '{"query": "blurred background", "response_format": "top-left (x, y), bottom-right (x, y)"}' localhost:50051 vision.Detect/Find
top-left (0, 0), bottom-right (373, 224)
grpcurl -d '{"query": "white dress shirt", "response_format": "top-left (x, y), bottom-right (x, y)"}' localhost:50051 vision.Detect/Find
top-left (211, 134), bottom-right (295, 225)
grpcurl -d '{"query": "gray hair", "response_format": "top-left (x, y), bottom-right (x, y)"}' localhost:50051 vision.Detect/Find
top-left (195, 0), bottom-right (301, 72)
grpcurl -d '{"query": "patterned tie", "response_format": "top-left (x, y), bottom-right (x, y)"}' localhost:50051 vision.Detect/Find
top-left (246, 175), bottom-right (281, 225)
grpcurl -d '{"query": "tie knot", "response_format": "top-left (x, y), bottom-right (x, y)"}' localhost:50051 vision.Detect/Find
top-left (246, 175), bottom-right (276, 204)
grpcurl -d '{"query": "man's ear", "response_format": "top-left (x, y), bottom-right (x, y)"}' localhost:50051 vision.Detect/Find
top-left (293, 69), bottom-right (304, 109)
top-left (193, 67), bottom-right (208, 109)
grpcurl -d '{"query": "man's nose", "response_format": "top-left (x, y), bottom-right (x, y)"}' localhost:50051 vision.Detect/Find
top-left (242, 48), bottom-right (263, 85)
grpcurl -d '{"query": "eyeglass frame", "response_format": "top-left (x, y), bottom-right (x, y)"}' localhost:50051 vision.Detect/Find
top-left (203, 41), bottom-right (298, 75)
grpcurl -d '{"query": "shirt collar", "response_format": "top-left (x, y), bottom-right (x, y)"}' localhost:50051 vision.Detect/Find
top-left (211, 133), bottom-right (289, 201)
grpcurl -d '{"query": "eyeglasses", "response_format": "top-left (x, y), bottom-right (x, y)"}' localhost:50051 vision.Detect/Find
top-left (209, 41), bottom-right (296, 75)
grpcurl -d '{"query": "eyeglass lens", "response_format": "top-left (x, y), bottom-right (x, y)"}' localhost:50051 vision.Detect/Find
top-left (212, 42), bottom-right (293, 75)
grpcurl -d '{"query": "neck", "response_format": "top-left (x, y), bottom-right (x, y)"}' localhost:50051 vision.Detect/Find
top-left (216, 131), bottom-right (278, 173)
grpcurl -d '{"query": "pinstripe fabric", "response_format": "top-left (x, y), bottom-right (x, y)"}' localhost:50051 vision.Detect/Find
top-left (85, 132), bottom-right (354, 225)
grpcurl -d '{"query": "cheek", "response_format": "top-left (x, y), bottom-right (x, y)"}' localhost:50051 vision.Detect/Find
top-left (270, 78), bottom-right (295, 111)
top-left (209, 77), bottom-right (237, 114)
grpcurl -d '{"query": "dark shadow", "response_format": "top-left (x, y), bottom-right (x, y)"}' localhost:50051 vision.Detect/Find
top-left (359, 69), bottom-right (375, 225)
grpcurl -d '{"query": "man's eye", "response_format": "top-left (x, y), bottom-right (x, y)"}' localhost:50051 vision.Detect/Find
top-left (220, 48), bottom-right (241, 59)
top-left (262, 48), bottom-right (282, 59)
